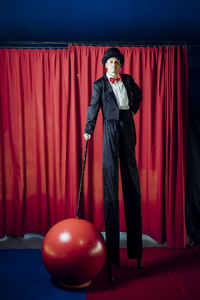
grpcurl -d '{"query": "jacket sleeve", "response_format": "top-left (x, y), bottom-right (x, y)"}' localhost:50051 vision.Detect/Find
top-left (129, 75), bottom-right (142, 114)
top-left (84, 81), bottom-right (102, 136)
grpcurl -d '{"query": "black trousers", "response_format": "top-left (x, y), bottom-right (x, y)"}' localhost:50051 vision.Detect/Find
top-left (102, 110), bottom-right (143, 266)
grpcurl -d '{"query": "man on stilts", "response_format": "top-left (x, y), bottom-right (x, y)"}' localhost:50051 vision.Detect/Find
top-left (84, 48), bottom-right (143, 282)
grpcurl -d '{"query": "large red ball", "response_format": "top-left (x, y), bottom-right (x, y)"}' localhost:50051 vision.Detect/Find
top-left (42, 218), bottom-right (106, 286)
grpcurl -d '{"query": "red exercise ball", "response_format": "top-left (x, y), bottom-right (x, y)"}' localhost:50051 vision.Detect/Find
top-left (42, 218), bottom-right (106, 288)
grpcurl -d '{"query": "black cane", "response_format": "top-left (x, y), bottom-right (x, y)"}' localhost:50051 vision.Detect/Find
top-left (76, 140), bottom-right (89, 218)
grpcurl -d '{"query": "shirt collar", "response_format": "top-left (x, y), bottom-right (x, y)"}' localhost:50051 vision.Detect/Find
top-left (106, 72), bottom-right (120, 79)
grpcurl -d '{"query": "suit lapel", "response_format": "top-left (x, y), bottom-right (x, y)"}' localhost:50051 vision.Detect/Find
top-left (103, 74), bottom-right (117, 102)
top-left (121, 74), bottom-right (130, 92)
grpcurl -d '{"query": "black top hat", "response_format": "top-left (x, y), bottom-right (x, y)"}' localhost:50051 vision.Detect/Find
top-left (102, 48), bottom-right (124, 66)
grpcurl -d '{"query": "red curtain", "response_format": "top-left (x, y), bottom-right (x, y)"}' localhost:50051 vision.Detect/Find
top-left (0, 46), bottom-right (188, 247)
top-left (0, 49), bottom-right (71, 236)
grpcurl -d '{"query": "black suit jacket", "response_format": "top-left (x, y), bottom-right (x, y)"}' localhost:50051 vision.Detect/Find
top-left (84, 73), bottom-right (142, 136)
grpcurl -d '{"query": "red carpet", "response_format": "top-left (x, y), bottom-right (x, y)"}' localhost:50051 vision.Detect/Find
top-left (86, 247), bottom-right (200, 300)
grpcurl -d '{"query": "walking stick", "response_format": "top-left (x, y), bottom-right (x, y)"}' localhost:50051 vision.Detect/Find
top-left (76, 140), bottom-right (89, 218)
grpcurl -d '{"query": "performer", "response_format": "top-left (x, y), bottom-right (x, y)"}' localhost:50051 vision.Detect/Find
top-left (84, 48), bottom-right (143, 282)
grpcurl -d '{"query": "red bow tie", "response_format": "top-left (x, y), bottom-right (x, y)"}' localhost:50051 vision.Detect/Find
top-left (109, 74), bottom-right (122, 84)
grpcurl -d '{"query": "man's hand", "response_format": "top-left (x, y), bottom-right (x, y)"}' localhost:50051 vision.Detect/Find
top-left (84, 133), bottom-right (91, 140)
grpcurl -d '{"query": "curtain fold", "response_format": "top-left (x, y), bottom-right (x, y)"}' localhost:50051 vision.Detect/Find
top-left (0, 46), bottom-right (188, 247)
top-left (164, 47), bottom-right (188, 247)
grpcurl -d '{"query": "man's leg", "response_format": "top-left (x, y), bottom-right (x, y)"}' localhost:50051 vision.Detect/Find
top-left (119, 119), bottom-right (143, 262)
top-left (103, 120), bottom-right (120, 269)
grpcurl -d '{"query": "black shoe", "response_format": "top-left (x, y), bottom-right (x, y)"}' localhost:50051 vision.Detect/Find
top-left (107, 266), bottom-right (114, 282)
top-left (137, 258), bottom-right (143, 270)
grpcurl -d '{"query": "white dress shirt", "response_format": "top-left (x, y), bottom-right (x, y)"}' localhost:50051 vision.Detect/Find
top-left (106, 73), bottom-right (129, 110)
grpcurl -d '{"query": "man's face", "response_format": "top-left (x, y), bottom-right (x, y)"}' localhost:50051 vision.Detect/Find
top-left (105, 57), bottom-right (121, 77)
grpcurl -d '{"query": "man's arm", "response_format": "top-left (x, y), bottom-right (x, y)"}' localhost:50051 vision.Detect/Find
top-left (129, 76), bottom-right (142, 115)
top-left (84, 81), bottom-right (102, 138)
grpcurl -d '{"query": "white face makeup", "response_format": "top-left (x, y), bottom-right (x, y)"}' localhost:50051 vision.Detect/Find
top-left (105, 57), bottom-right (121, 77)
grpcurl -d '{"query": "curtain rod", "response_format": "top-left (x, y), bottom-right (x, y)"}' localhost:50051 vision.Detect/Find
top-left (0, 41), bottom-right (199, 49)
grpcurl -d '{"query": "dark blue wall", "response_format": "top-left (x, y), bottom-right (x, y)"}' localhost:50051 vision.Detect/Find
top-left (0, 0), bottom-right (200, 42)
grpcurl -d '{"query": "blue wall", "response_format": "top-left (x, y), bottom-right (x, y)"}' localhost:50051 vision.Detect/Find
top-left (0, 0), bottom-right (200, 42)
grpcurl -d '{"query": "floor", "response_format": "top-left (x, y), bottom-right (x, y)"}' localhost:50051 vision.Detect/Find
top-left (0, 233), bottom-right (167, 249)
